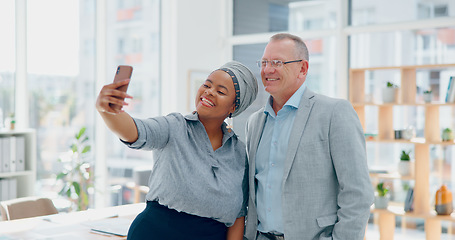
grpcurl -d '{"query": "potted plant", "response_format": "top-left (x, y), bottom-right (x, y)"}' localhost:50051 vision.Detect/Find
top-left (5, 112), bottom-right (15, 130)
top-left (398, 150), bottom-right (413, 176)
top-left (423, 89), bottom-right (432, 103)
top-left (442, 128), bottom-right (454, 142)
top-left (382, 81), bottom-right (399, 103)
top-left (9, 114), bottom-right (16, 130)
top-left (375, 182), bottom-right (390, 209)
top-left (57, 127), bottom-right (94, 211)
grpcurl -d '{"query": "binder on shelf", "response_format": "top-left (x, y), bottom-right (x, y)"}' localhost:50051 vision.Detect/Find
top-left (9, 136), bottom-right (16, 172)
top-left (0, 138), bottom-right (3, 173)
top-left (15, 136), bottom-right (25, 172)
top-left (8, 178), bottom-right (17, 200)
top-left (1, 138), bottom-right (10, 173)
top-left (0, 179), bottom-right (9, 201)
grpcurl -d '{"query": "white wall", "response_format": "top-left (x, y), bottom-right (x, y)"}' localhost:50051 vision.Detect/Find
top-left (161, 0), bottom-right (229, 115)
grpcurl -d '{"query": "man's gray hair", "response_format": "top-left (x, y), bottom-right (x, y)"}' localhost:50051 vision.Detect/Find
top-left (270, 33), bottom-right (309, 62)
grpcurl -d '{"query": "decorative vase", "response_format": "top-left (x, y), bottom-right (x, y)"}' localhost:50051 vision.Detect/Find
top-left (402, 126), bottom-right (416, 140)
top-left (374, 195), bottom-right (389, 209)
top-left (423, 92), bottom-right (432, 103)
top-left (382, 87), bottom-right (398, 103)
top-left (398, 161), bottom-right (413, 176)
top-left (435, 184), bottom-right (453, 215)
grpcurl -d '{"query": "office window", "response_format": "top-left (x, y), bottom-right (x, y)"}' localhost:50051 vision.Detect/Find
top-left (27, 0), bottom-right (96, 209)
top-left (233, 0), bottom-right (337, 35)
top-left (351, 0), bottom-right (455, 26)
top-left (350, 27), bottom-right (455, 68)
top-left (105, 0), bottom-right (160, 206)
top-left (0, 0), bottom-right (15, 129)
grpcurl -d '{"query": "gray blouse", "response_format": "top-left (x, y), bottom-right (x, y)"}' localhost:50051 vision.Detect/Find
top-left (122, 112), bottom-right (248, 227)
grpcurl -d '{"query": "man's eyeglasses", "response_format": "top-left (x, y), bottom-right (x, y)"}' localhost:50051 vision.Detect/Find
top-left (256, 59), bottom-right (303, 68)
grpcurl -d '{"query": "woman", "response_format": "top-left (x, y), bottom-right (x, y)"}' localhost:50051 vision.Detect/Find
top-left (95, 61), bottom-right (258, 240)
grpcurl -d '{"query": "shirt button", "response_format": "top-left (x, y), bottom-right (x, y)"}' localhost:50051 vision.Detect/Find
top-left (271, 163), bottom-right (275, 167)
top-left (268, 184), bottom-right (271, 189)
top-left (268, 208), bottom-right (271, 212)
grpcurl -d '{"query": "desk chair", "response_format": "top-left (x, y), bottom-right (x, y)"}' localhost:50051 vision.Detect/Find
top-left (0, 197), bottom-right (58, 221)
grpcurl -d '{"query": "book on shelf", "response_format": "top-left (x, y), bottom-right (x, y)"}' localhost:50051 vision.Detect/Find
top-left (446, 76), bottom-right (455, 103)
top-left (369, 169), bottom-right (389, 174)
top-left (404, 187), bottom-right (414, 212)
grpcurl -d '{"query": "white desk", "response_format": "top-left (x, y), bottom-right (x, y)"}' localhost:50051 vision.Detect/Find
top-left (0, 203), bottom-right (145, 239)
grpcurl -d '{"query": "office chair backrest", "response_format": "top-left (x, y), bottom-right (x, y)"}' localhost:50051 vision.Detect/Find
top-left (0, 197), bottom-right (58, 221)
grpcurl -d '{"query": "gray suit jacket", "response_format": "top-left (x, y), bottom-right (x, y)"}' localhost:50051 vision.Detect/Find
top-left (244, 89), bottom-right (374, 240)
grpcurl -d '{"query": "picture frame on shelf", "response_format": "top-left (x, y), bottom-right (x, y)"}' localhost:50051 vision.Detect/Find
top-left (187, 70), bottom-right (210, 113)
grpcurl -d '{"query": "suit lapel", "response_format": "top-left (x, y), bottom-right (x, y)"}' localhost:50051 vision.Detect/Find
top-left (282, 89), bottom-right (315, 186)
top-left (249, 110), bottom-right (267, 204)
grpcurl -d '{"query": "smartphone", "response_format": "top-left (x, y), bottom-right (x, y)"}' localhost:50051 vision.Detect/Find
top-left (110, 65), bottom-right (133, 110)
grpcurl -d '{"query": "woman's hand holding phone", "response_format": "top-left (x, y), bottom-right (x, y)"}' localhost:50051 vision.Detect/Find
top-left (95, 65), bottom-right (133, 114)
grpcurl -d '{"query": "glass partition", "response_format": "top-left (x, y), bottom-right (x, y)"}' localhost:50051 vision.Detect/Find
top-left (351, 0), bottom-right (455, 26)
top-left (233, 0), bottom-right (337, 35)
top-left (0, 0), bottom-right (15, 129)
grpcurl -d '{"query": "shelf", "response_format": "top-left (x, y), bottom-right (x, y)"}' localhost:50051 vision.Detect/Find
top-left (351, 64), bottom-right (455, 72)
top-left (369, 172), bottom-right (414, 181)
top-left (352, 102), bottom-right (455, 107)
top-left (372, 205), bottom-right (455, 222)
top-left (0, 128), bottom-right (36, 135)
top-left (365, 138), bottom-right (455, 145)
top-left (0, 170), bottom-right (34, 178)
top-left (350, 63), bottom-right (455, 239)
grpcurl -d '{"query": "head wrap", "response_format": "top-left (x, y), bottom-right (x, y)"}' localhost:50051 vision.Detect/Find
top-left (218, 61), bottom-right (258, 117)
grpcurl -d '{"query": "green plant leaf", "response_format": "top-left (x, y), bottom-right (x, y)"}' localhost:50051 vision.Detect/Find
top-left (376, 182), bottom-right (389, 197)
top-left (71, 143), bottom-right (78, 153)
top-left (82, 145), bottom-right (91, 154)
top-left (73, 182), bottom-right (81, 197)
top-left (386, 81), bottom-right (397, 88)
top-left (56, 172), bottom-right (67, 180)
top-left (76, 127), bottom-right (86, 140)
top-left (400, 150), bottom-right (411, 161)
top-left (66, 188), bottom-right (72, 198)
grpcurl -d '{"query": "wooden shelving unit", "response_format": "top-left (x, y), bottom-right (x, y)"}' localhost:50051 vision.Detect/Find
top-left (349, 64), bottom-right (455, 240)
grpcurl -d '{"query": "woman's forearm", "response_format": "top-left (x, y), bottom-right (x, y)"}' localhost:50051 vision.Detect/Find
top-left (227, 216), bottom-right (245, 240)
top-left (99, 111), bottom-right (138, 143)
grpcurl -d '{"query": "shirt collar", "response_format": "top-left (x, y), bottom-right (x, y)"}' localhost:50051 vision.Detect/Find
top-left (184, 111), bottom-right (200, 121)
top-left (184, 112), bottom-right (236, 139)
top-left (264, 82), bottom-right (307, 115)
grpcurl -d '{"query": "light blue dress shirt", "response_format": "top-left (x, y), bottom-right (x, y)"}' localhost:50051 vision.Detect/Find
top-left (255, 82), bottom-right (306, 234)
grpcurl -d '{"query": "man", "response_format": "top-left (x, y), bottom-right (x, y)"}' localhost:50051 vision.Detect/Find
top-left (244, 33), bottom-right (374, 240)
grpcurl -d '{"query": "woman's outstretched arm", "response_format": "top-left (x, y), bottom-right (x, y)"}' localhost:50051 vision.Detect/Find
top-left (95, 79), bottom-right (138, 142)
